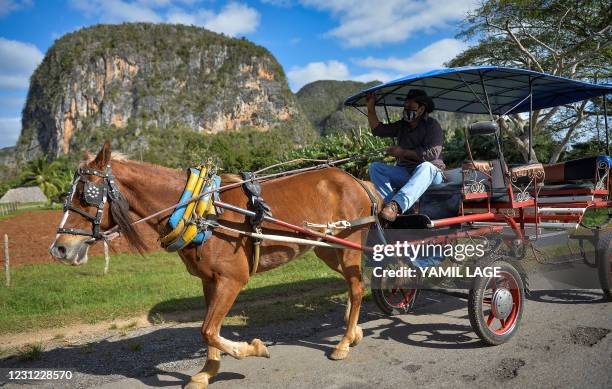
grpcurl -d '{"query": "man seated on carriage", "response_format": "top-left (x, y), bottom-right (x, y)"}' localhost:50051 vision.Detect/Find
top-left (367, 89), bottom-right (445, 222)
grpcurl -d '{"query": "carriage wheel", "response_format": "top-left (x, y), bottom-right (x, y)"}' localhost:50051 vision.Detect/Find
top-left (372, 287), bottom-right (419, 316)
top-left (468, 260), bottom-right (525, 345)
top-left (596, 229), bottom-right (612, 301)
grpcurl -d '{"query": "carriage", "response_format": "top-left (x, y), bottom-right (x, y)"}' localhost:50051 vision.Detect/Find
top-left (343, 66), bottom-right (612, 345)
top-left (50, 66), bottom-right (611, 389)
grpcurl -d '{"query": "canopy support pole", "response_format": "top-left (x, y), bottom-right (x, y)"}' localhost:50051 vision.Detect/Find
top-left (478, 72), bottom-right (494, 121)
top-left (604, 93), bottom-right (609, 156)
top-left (383, 103), bottom-right (391, 124)
top-left (528, 78), bottom-right (533, 162)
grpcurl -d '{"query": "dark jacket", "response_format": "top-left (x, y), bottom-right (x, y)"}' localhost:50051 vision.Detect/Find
top-left (373, 116), bottom-right (445, 170)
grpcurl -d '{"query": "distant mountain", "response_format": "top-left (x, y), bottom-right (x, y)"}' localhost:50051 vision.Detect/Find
top-left (296, 80), bottom-right (381, 135)
top-left (296, 79), bottom-right (485, 136)
top-left (15, 23), bottom-right (314, 161)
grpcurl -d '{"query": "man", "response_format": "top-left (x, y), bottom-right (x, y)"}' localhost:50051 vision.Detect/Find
top-left (367, 89), bottom-right (445, 222)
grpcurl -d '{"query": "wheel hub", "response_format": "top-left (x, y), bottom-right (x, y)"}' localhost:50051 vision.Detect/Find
top-left (491, 288), bottom-right (513, 320)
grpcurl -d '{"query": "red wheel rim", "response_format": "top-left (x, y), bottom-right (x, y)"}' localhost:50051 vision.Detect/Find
top-left (383, 288), bottom-right (417, 309)
top-left (480, 271), bottom-right (520, 335)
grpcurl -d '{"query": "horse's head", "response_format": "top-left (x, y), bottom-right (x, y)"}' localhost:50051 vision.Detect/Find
top-left (49, 142), bottom-right (146, 265)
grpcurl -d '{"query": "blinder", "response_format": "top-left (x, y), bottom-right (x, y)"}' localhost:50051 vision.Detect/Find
top-left (83, 181), bottom-right (106, 206)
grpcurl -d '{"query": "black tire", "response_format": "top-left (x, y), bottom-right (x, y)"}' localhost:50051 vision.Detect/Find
top-left (371, 283), bottom-right (419, 316)
top-left (468, 260), bottom-right (525, 345)
top-left (596, 229), bottom-right (612, 301)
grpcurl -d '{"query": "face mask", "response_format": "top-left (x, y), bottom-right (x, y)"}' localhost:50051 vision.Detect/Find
top-left (403, 109), bottom-right (418, 122)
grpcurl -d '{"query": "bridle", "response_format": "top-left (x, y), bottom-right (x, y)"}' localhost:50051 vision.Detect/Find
top-left (56, 164), bottom-right (123, 242)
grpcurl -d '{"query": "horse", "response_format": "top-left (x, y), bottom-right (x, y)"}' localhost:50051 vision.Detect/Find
top-left (49, 142), bottom-right (381, 389)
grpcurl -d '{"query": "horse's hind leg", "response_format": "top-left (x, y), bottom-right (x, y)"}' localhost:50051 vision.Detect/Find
top-left (330, 248), bottom-right (364, 360)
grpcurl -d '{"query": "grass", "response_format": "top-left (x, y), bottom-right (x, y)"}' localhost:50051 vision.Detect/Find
top-left (17, 343), bottom-right (44, 361)
top-left (0, 251), bottom-right (345, 335)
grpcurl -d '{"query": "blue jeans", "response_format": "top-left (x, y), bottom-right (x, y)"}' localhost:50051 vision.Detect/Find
top-left (369, 161), bottom-right (444, 213)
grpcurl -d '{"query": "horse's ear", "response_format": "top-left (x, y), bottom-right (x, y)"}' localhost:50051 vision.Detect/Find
top-left (92, 142), bottom-right (111, 169)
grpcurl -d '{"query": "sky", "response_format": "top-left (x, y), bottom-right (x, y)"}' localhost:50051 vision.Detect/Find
top-left (0, 0), bottom-right (478, 148)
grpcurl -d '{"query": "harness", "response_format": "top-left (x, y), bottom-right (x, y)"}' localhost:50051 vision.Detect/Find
top-left (160, 164), bottom-right (222, 252)
top-left (240, 171), bottom-right (273, 275)
top-left (57, 164), bottom-right (122, 241)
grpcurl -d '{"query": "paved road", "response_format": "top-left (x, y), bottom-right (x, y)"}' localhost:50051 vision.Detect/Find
top-left (102, 291), bottom-right (612, 389)
top-left (5, 290), bottom-right (609, 389)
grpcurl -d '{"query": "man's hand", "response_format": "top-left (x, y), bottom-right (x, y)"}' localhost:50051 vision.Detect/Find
top-left (366, 92), bottom-right (376, 112)
top-left (386, 146), bottom-right (419, 160)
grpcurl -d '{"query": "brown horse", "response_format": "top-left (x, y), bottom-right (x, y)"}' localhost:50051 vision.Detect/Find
top-left (49, 142), bottom-right (380, 389)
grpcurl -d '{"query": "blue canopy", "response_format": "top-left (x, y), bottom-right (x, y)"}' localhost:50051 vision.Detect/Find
top-left (344, 66), bottom-right (612, 115)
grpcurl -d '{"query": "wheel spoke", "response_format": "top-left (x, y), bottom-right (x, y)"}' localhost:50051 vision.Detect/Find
top-left (487, 312), bottom-right (495, 326)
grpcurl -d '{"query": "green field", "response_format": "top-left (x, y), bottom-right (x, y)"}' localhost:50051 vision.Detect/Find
top-left (0, 251), bottom-right (348, 335)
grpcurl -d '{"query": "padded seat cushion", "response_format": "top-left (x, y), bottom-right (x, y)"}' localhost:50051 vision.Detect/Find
top-left (539, 182), bottom-right (594, 191)
top-left (543, 155), bottom-right (611, 184)
top-left (510, 163), bottom-right (544, 181)
top-left (463, 160), bottom-right (493, 173)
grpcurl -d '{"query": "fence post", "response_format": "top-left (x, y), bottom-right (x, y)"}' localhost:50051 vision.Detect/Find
top-left (4, 234), bottom-right (10, 287)
top-left (103, 240), bottom-right (110, 275)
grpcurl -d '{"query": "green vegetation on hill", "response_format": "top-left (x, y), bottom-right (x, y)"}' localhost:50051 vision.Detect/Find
top-left (296, 80), bottom-right (380, 135)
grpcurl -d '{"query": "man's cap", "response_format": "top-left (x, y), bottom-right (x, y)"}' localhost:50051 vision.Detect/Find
top-left (401, 89), bottom-right (435, 113)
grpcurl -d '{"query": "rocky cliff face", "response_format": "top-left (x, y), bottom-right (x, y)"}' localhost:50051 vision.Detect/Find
top-left (16, 23), bottom-right (313, 160)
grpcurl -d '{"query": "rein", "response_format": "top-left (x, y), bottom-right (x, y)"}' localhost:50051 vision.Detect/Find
top-left (56, 149), bottom-right (385, 246)
top-left (99, 150), bottom-right (385, 240)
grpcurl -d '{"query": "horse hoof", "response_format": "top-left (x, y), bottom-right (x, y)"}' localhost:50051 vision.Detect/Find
top-left (351, 326), bottom-right (363, 346)
top-left (329, 347), bottom-right (349, 360)
top-left (185, 380), bottom-right (208, 389)
top-left (251, 338), bottom-right (270, 358)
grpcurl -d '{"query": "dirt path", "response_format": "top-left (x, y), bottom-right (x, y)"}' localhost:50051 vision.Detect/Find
top-left (1, 291), bottom-right (610, 388)
top-left (0, 210), bottom-right (160, 266)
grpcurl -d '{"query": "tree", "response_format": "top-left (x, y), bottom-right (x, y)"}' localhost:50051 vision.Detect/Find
top-left (449, 0), bottom-right (611, 163)
top-left (20, 158), bottom-right (70, 200)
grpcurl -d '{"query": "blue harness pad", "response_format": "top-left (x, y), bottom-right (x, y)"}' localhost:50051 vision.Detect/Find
top-left (168, 167), bottom-right (200, 229)
top-left (166, 172), bottom-right (222, 248)
top-left (193, 175), bottom-right (221, 245)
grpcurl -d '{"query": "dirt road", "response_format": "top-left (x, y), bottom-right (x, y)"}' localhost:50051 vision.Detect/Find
top-left (2, 291), bottom-right (610, 389)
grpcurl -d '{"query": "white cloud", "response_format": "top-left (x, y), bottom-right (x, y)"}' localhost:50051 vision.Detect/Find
top-left (300, 0), bottom-right (476, 47)
top-left (287, 60), bottom-right (396, 91)
top-left (70, 0), bottom-right (162, 23)
top-left (354, 38), bottom-right (468, 74)
top-left (0, 117), bottom-right (20, 148)
top-left (287, 60), bottom-right (350, 91)
top-left (70, 0), bottom-right (260, 37)
top-left (0, 0), bottom-right (32, 17)
top-left (200, 2), bottom-right (260, 37)
top-left (0, 38), bottom-right (44, 89)
top-left (168, 3), bottom-right (261, 36)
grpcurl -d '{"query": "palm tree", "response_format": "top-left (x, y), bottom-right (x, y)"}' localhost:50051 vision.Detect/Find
top-left (20, 158), bottom-right (68, 200)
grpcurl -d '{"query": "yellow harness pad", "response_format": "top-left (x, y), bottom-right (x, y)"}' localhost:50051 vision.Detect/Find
top-left (160, 165), bottom-right (218, 251)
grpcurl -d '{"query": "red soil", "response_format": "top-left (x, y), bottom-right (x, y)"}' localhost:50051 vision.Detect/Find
top-left (0, 210), bottom-right (160, 267)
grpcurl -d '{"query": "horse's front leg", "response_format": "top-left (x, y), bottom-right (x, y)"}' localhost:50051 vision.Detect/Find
top-left (330, 249), bottom-right (364, 360)
top-left (186, 275), bottom-right (269, 389)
